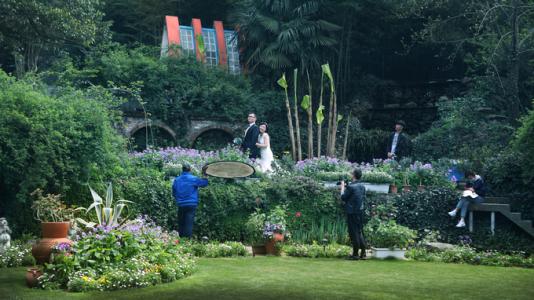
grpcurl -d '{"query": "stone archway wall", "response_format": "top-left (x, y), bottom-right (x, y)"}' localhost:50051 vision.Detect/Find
top-left (123, 117), bottom-right (243, 147)
top-left (123, 117), bottom-right (177, 141)
top-left (187, 120), bottom-right (241, 147)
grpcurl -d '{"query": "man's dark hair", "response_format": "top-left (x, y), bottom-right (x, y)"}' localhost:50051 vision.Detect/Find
top-left (465, 170), bottom-right (475, 178)
top-left (395, 120), bottom-right (406, 128)
top-left (352, 168), bottom-right (362, 180)
top-left (248, 112), bottom-right (256, 118)
top-left (182, 163), bottom-right (192, 172)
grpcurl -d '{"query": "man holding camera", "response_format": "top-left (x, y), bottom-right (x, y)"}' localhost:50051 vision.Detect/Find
top-left (340, 169), bottom-right (367, 260)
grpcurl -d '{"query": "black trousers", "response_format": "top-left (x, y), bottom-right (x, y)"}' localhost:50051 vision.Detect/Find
top-left (347, 211), bottom-right (367, 256)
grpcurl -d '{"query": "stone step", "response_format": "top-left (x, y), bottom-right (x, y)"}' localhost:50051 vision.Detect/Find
top-left (522, 220), bottom-right (532, 229)
top-left (510, 212), bottom-right (522, 220)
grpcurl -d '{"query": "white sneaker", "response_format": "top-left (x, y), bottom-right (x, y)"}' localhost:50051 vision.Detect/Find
top-left (448, 210), bottom-right (457, 217)
top-left (456, 220), bottom-right (466, 227)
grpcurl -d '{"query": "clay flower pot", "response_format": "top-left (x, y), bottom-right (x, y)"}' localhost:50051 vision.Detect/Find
top-left (417, 185), bottom-right (425, 192)
top-left (26, 267), bottom-right (43, 288)
top-left (32, 222), bottom-right (72, 265)
top-left (389, 184), bottom-right (398, 194)
top-left (402, 185), bottom-right (411, 193)
top-left (265, 233), bottom-right (284, 255)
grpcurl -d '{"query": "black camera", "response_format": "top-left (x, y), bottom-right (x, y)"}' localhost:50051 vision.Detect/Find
top-left (336, 177), bottom-right (346, 186)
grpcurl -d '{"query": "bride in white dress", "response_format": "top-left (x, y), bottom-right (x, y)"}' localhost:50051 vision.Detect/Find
top-left (255, 122), bottom-right (274, 173)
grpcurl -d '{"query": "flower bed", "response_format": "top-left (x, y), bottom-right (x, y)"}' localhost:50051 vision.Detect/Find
top-left (282, 243), bottom-right (352, 258)
top-left (0, 241), bottom-right (35, 268)
top-left (37, 216), bottom-right (196, 291)
top-left (406, 246), bottom-right (534, 268)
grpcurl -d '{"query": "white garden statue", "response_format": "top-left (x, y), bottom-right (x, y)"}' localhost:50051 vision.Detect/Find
top-left (0, 217), bottom-right (12, 252)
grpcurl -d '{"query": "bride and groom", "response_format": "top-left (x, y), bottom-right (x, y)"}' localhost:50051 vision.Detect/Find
top-left (241, 113), bottom-right (274, 172)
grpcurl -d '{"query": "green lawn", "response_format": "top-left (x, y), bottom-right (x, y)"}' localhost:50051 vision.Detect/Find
top-left (2, 257), bottom-right (534, 300)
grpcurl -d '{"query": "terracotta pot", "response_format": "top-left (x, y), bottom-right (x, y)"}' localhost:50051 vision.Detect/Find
top-left (265, 233), bottom-right (284, 255)
top-left (32, 222), bottom-right (72, 265)
top-left (417, 185), bottom-right (425, 192)
top-left (252, 245), bottom-right (267, 256)
top-left (26, 268), bottom-right (43, 288)
top-left (402, 185), bottom-right (411, 193)
top-left (272, 233), bottom-right (284, 242)
top-left (389, 184), bottom-right (398, 194)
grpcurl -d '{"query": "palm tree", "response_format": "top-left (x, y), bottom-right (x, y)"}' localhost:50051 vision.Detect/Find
top-left (234, 0), bottom-right (340, 75)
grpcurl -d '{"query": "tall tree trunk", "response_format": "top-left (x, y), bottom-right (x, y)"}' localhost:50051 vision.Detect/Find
top-left (293, 69), bottom-right (302, 161)
top-left (326, 79), bottom-right (334, 156)
top-left (317, 72), bottom-right (324, 157)
top-left (342, 112), bottom-right (351, 160)
top-left (330, 91), bottom-right (338, 156)
top-left (306, 69), bottom-right (314, 158)
top-left (509, 0), bottom-right (521, 119)
top-left (284, 91), bottom-right (297, 161)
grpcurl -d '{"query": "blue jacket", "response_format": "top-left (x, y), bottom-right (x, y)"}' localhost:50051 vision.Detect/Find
top-left (172, 172), bottom-right (209, 207)
top-left (341, 181), bottom-right (366, 214)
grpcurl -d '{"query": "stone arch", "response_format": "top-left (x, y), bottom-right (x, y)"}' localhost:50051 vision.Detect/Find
top-left (189, 126), bottom-right (235, 148)
top-left (126, 119), bottom-right (177, 141)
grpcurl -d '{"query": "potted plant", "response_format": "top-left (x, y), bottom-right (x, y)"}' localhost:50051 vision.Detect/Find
top-left (245, 210), bottom-right (267, 256)
top-left (361, 171), bottom-right (394, 193)
top-left (402, 170), bottom-right (412, 192)
top-left (411, 161), bottom-right (433, 191)
top-left (364, 219), bottom-right (417, 259)
top-left (30, 189), bottom-right (76, 264)
top-left (263, 206), bottom-right (288, 255)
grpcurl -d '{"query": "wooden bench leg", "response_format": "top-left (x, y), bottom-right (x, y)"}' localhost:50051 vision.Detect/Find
top-left (491, 212), bottom-right (495, 235)
top-left (469, 211), bottom-right (473, 232)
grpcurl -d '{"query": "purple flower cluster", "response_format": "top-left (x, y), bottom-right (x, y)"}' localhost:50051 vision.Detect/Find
top-left (53, 242), bottom-right (72, 252)
top-left (263, 222), bottom-right (285, 239)
top-left (295, 156), bottom-right (353, 173)
top-left (130, 146), bottom-right (251, 174)
top-left (410, 162), bottom-right (433, 171)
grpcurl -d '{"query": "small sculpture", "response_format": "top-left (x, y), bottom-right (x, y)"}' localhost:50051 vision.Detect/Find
top-left (0, 217), bottom-right (12, 252)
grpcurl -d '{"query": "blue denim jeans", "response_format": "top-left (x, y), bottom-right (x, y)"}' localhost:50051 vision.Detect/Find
top-left (178, 206), bottom-right (197, 238)
top-left (456, 196), bottom-right (484, 218)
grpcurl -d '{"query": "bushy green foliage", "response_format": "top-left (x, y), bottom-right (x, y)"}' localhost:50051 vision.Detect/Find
top-left (38, 217), bottom-right (196, 291)
top-left (406, 246), bottom-right (534, 268)
top-left (0, 241), bottom-right (35, 268)
top-left (413, 96), bottom-right (514, 167)
top-left (178, 241), bottom-right (248, 258)
top-left (364, 219), bottom-right (417, 249)
top-left (512, 101), bottom-right (534, 184)
top-left (0, 71), bottom-right (125, 235)
top-left (282, 242), bottom-right (352, 258)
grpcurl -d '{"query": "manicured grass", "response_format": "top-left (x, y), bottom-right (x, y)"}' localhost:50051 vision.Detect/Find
top-left (2, 257), bottom-right (534, 300)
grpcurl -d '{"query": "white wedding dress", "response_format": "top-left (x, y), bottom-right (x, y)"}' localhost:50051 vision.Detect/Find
top-left (257, 134), bottom-right (274, 173)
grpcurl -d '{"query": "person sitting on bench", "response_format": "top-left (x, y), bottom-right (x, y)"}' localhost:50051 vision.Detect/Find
top-left (448, 170), bottom-right (487, 228)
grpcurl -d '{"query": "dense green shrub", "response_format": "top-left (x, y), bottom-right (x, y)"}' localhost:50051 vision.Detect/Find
top-left (406, 246), bottom-right (534, 268)
top-left (282, 242), bottom-right (352, 258)
top-left (178, 241), bottom-right (248, 258)
top-left (347, 129), bottom-right (391, 162)
top-left (0, 241), bottom-right (35, 268)
top-left (0, 71), bottom-right (125, 236)
top-left (412, 96), bottom-right (514, 167)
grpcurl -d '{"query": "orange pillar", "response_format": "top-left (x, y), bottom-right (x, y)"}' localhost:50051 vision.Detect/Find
top-left (191, 18), bottom-right (204, 62)
top-left (214, 21), bottom-right (228, 68)
top-left (165, 16), bottom-right (181, 56)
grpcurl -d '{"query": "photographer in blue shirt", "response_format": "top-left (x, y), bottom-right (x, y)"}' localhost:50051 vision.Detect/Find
top-left (172, 163), bottom-right (209, 238)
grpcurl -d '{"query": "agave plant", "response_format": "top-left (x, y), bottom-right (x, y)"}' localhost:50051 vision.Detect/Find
top-left (76, 183), bottom-right (133, 228)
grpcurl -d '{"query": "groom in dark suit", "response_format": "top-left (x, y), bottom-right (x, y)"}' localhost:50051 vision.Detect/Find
top-left (242, 113), bottom-right (260, 159)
